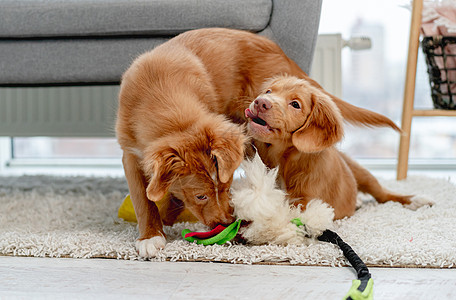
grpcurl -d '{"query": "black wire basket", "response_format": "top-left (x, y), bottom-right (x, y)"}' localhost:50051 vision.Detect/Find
top-left (421, 36), bottom-right (456, 110)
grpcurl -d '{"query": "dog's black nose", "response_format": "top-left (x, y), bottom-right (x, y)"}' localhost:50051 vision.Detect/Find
top-left (254, 98), bottom-right (272, 112)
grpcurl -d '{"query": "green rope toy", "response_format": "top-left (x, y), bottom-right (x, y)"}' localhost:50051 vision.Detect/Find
top-left (182, 219), bottom-right (373, 300)
top-left (181, 220), bottom-right (242, 245)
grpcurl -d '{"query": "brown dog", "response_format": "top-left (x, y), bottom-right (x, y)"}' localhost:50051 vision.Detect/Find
top-left (245, 75), bottom-right (431, 219)
top-left (116, 28), bottom-right (406, 257)
top-left (116, 37), bottom-right (247, 257)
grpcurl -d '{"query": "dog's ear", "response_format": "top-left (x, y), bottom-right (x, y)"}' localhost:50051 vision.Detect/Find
top-left (209, 124), bottom-right (246, 184)
top-left (143, 146), bottom-right (188, 202)
top-left (291, 93), bottom-right (344, 153)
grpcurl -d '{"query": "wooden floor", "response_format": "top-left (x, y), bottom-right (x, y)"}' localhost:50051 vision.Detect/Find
top-left (1, 256), bottom-right (455, 299)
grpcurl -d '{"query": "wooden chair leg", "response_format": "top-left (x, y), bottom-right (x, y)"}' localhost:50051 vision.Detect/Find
top-left (397, 0), bottom-right (423, 180)
top-left (397, 111), bottom-right (413, 180)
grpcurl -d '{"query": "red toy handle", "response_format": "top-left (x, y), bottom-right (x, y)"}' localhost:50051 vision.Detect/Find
top-left (183, 224), bottom-right (227, 239)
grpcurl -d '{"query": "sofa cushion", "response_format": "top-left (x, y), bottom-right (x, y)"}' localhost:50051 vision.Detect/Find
top-left (0, 0), bottom-right (272, 38)
top-left (0, 37), bottom-right (170, 84)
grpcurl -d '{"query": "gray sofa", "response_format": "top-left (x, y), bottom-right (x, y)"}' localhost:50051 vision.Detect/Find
top-left (0, 0), bottom-right (322, 136)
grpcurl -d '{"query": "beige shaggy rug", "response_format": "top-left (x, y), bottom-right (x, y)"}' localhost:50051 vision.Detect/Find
top-left (0, 174), bottom-right (454, 268)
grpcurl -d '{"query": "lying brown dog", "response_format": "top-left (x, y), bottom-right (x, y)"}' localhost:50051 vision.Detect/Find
top-left (245, 75), bottom-right (432, 219)
top-left (116, 28), bottom-right (405, 257)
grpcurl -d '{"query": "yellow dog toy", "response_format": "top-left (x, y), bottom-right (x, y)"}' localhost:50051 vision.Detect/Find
top-left (118, 194), bottom-right (198, 223)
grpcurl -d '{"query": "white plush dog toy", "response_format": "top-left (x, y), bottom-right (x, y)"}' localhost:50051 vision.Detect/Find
top-left (230, 153), bottom-right (335, 245)
top-left (183, 153), bottom-right (377, 300)
top-left (229, 154), bottom-right (374, 300)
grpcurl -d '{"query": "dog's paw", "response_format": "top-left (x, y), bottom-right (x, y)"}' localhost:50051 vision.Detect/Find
top-left (406, 195), bottom-right (434, 210)
top-left (136, 236), bottom-right (166, 258)
top-left (301, 199), bottom-right (335, 237)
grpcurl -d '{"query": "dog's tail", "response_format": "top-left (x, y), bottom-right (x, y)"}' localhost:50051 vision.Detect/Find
top-left (290, 61), bottom-right (401, 132)
top-left (329, 96), bottom-right (401, 132)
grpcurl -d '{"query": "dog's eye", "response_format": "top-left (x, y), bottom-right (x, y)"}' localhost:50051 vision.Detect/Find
top-left (265, 89), bottom-right (272, 94)
top-left (195, 194), bottom-right (208, 202)
top-left (290, 101), bottom-right (301, 109)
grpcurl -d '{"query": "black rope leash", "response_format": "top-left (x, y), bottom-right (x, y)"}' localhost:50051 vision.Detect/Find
top-left (318, 229), bottom-right (373, 300)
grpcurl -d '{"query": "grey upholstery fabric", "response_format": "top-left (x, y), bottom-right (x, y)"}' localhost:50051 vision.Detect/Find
top-left (0, 0), bottom-right (322, 137)
top-left (0, 0), bottom-right (272, 38)
top-left (1, 38), bottom-right (169, 84)
top-left (0, 0), bottom-right (322, 85)
top-left (265, 0), bottom-right (322, 74)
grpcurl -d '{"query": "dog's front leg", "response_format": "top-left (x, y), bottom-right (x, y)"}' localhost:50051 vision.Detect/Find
top-left (159, 194), bottom-right (185, 226)
top-left (122, 152), bottom-right (166, 258)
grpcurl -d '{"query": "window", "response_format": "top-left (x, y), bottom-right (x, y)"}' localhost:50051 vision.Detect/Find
top-left (0, 137), bottom-right (124, 176)
top-left (0, 84), bottom-right (123, 175)
top-left (2, 2), bottom-right (455, 176)
top-left (319, 0), bottom-right (456, 161)
top-left (12, 137), bottom-right (122, 159)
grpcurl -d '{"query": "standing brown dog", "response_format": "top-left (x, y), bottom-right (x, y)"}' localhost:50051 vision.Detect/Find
top-left (116, 28), bottom-right (402, 257)
top-left (116, 35), bottom-right (246, 257)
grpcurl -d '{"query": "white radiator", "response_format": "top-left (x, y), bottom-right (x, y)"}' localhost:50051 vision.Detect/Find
top-left (0, 86), bottom-right (119, 137)
top-left (310, 34), bottom-right (343, 98)
top-left (0, 34), bottom-right (343, 137)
